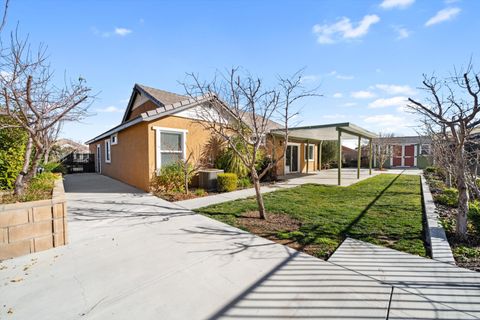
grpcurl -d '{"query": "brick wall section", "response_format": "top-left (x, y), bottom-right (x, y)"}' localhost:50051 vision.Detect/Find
top-left (0, 179), bottom-right (68, 260)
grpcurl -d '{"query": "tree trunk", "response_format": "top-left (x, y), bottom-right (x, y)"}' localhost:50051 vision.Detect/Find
top-left (252, 170), bottom-right (267, 220)
top-left (455, 148), bottom-right (469, 240)
top-left (14, 136), bottom-right (33, 196)
top-left (27, 148), bottom-right (44, 180)
top-left (43, 146), bottom-right (51, 164)
top-left (184, 170), bottom-right (189, 194)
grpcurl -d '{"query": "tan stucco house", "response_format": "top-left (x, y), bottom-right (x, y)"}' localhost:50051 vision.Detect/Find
top-left (86, 84), bottom-right (377, 191)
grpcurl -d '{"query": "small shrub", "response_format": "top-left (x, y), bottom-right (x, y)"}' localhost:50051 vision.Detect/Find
top-left (424, 166), bottom-right (438, 174)
top-left (194, 188), bottom-right (206, 197)
top-left (453, 246), bottom-right (480, 263)
top-left (43, 162), bottom-right (67, 174)
top-left (435, 187), bottom-right (458, 207)
top-left (237, 177), bottom-right (252, 189)
top-left (150, 163), bottom-right (185, 194)
top-left (217, 173), bottom-right (238, 192)
top-left (22, 172), bottom-right (58, 202)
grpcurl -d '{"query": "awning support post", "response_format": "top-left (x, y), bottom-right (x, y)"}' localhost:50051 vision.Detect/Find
top-left (369, 138), bottom-right (373, 175)
top-left (338, 130), bottom-right (342, 186)
top-left (306, 140), bottom-right (309, 174)
top-left (318, 140), bottom-right (323, 171)
top-left (357, 136), bottom-right (361, 179)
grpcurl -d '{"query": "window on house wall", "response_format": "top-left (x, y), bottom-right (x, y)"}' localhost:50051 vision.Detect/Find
top-left (105, 139), bottom-right (111, 163)
top-left (420, 144), bottom-right (431, 155)
top-left (305, 145), bottom-right (314, 161)
top-left (156, 129), bottom-right (186, 169)
top-left (111, 133), bottom-right (118, 145)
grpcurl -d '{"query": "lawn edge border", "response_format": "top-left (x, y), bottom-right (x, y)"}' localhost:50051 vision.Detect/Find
top-left (420, 175), bottom-right (456, 264)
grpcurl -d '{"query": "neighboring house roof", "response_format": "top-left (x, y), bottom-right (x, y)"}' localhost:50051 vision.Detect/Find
top-left (55, 138), bottom-right (89, 153)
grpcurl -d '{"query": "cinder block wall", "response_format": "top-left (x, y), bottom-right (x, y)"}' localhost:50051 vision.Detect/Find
top-left (0, 179), bottom-right (68, 260)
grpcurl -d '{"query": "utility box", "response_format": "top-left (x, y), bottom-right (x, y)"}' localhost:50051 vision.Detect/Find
top-left (198, 169), bottom-right (224, 191)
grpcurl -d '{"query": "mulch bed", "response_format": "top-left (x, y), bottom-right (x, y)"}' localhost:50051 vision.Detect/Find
top-left (235, 211), bottom-right (323, 257)
top-left (425, 173), bottom-right (480, 271)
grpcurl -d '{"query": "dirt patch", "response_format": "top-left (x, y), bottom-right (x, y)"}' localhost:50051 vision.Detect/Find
top-left (237, 211), bottom-right (301, 237)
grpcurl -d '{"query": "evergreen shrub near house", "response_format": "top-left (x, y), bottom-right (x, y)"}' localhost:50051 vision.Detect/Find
top-left (150, 163), bottom-right (186, 194)
top-left (321, 141), bottom-right (338, 169)
top-left (217, 173), bottom-right (238, 192)
top-left (435, 187), bottom-right (459, 207)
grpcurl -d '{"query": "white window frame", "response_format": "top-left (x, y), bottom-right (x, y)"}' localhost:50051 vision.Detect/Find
top-left (305, 145), bottom-right (314, 161)
top-left (104, 139), bottom-right (111, 163)
top-left (153, 126), bottom-right (187, 172)
top-left (111, 133), bottom-right (118, 145)
top-left (420, 144), bottom-right (430, 155)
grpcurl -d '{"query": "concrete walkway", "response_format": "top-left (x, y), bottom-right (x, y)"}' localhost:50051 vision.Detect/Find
top-left (176, 168), bottom-right (420, 210)
top-left (329, 238), bottom-right (480, 319)
top-left (1, 173), bottom-right (477, 320)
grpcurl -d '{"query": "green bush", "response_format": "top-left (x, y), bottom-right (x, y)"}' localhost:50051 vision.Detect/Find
top-left (215, 136), bottom-right (264, 179)
top-left (194, 188), bottom-right (206, 197)
top-left (0, 117), bottom-right (28, 190)
top-left (237, 177), bottom-right (252, 189)
top-left (217, 173), bottom-right (238, 192)
top-left (435, 187), bottom-right (459, 207)
top-left (424, 166), bottom-right (438, 174)
top-left (150, 163), bottom-right (186, 194)
top-left (22, 172), bottom-right (58, 202)
top-left (43, 162), bottom-right (67, 174)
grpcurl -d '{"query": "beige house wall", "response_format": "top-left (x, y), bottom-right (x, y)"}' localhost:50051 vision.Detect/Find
top-left (89, 121), bottom-right (151, 191)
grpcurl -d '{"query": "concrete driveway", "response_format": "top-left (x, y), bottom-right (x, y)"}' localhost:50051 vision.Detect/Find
top-left (0, 173), bottom-right (477, 319)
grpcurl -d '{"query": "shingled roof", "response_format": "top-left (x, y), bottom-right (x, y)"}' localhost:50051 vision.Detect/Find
top-left (136, 84), bottom-right (187, 106)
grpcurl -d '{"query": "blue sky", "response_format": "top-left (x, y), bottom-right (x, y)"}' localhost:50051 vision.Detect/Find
top-left (5, 0), bottom-right (479, 143)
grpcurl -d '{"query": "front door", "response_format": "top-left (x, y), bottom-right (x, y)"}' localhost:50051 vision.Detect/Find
top-left (392, 145), bottom-right (402, 166)
top-left (96, 144), bottom-right (102, 173)
top-left (404, 145), bottom-right (415, 167)
top-left (285, 145), bottom-right (299, 173)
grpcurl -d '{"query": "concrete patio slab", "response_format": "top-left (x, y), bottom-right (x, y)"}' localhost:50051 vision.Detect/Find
top-left (329, 238), bottom-right (480, 319)
top-left (0, 173), bottom-right (393, 320)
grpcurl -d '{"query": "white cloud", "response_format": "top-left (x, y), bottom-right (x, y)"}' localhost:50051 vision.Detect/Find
top-left (393, 26), bottom-right (410, 39)
top-left (368, 96), bottom-right (408, 109)
top-left (380, 0), bottom-right (415, 9)
top-left (363, 114), bottom-right (408, 131)
top-left (329, 70), bottom-right (355, 80)
top-left (333, 92), bottom-right (343, 98)
top-left (343, 102), bottom-right (357, 107)
top-left (322, 114), bottom-right (347, 120)
top-left (96, 106), bottom-right (123, 113)
top-left (351, 90), bottom-right (376, 99)
top-left (313, 14), bottom-right (380, 44)
top-left (92, 26), bottom-right (133, 37)
top-left (425, 7), bottom-right (461, 27)
top-left (375, 84), bottom-right (416, 95)
top-left (114, 27), bottom-right (132, 36)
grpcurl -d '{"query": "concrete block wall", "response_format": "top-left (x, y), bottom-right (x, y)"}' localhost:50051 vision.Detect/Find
top-left (0, 179), bottom-right (68, 260)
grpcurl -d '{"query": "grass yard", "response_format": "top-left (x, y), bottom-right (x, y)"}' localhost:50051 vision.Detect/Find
top-left (197, 173), bottom-right (426, 259)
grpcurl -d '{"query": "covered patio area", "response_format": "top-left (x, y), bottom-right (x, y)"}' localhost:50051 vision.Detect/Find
top-left (271, 122), bottom-right (378, 185)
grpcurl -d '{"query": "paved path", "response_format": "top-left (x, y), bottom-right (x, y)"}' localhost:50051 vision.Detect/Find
top-left (1, 173), bottom-right (476, 320)
top-left (329, 238), bottom-right (480, 319)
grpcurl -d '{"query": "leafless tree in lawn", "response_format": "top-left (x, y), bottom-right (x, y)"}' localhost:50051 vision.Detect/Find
top-left (373, 132), bottom-right (394, 171)
top-left (182, 68), bottom-right (319, 219)
top-left (407, 65), bottom-right (480, 239)
top-left (0, 30), bottom-right (93, 196)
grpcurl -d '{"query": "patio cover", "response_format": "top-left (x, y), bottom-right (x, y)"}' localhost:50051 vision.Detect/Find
top-left (271, 122), bottom-right (378, 185)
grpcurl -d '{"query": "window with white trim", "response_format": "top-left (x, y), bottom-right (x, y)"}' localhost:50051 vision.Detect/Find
top-left (105, 139), bottom-right (111, 163)
top-left (155, 128), bottom-right (187, 170)
top-left (305, 145), bottom-right (314, 161)
top-left (420, 144), bottom-right (430, 155)
top-left (111, 133), bottom-right (118, 145)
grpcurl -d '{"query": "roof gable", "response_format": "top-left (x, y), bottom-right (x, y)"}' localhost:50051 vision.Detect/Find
top-left (121, 84), bottom-right (188, 123)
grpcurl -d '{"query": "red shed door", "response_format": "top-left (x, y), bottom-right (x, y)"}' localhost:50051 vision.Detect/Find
top-left (404, 145), bottom-right (415, 167)
top-left (392, 145), bottom-right (402, 166)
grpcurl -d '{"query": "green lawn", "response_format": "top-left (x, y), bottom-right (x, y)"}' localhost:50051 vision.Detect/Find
top-left (197, 174), bottom-right (426, 259)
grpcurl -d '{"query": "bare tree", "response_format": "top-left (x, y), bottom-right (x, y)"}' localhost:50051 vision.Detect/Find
top-left (183, 68), bottom-right (318, 219)
top-left (373, 132), bottom-right (395, 171)
top-left (407, 65), bottom-right (480, 239)
top-left (0, 31), bottom-right (93, 195)
top-left (178, 149), bottom-right (203, 195)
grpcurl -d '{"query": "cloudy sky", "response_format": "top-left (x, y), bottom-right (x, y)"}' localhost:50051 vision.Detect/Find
top-left (4, 0), bottom-right (479, 143)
